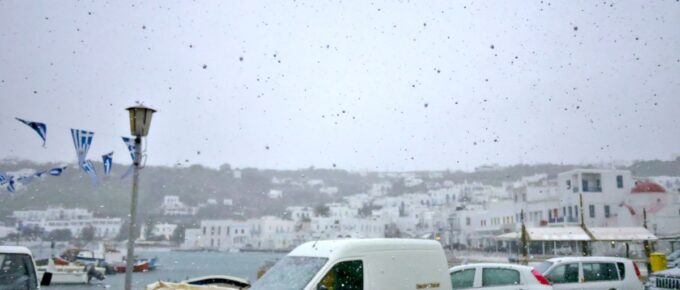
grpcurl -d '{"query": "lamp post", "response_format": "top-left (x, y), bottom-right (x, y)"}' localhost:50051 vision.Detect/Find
top-left (124, 105), bottom-right (156, 290)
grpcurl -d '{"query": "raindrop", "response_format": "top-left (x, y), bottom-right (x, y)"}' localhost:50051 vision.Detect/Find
top-left (202, 64), bottom-right (207, 69)
top-left (573, 26), bottom-right (578, 31)
top-left (424, 103), bottom-right (429, 108)
top-left (239, 57), bottom-right (244, 61)
top-left (265, 146), bottom-right (270, 150)
top-left (142, 25), bottom-right (146, 30)
top-left (490, 44), bottom-right (495, 49)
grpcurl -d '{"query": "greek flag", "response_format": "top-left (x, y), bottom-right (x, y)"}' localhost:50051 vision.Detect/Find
top-left (80, 160), bottom-right (97, 185)
top-left (121, 137), bottom-right (136, 162)
top-left (6, 177), bottom-right (15, 192)
top-left (34, 171), bottom-right (47, 178)
top-left (102, 152), bottom-right (113, 175)
top-left (0, 171), bottom-right (7, 185)
top-left (16, 117), bottom-right (47, 147)
top-left (71, 129), bottom-right (94, 164)
top-left (49, 166), bottom-right (67, 176)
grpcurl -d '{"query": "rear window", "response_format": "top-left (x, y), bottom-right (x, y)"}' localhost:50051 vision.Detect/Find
top-left (482, 268), bottom-right (520, 286)
top-left (616, 262), bottom-right (625, 280)
top-left (450, 268), bottom-right (476, 289)
top-left (250, 256), bottom-right (328, 290)
top-left (534, 261), bottom-right (553, 274)
top-left (583, 263), bottom-right (620, 282)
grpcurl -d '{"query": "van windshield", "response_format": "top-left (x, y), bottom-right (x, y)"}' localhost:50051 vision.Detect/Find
top-left (0, 253), bottom-right (37, 290)
top-left (250, 256), bottom-right (328, 290)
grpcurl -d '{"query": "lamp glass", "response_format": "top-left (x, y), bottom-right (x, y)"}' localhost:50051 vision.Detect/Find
top-left (126, 105), bottom-right (156, 137)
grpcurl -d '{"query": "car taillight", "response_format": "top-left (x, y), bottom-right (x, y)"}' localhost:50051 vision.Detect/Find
top-left (532, 269), bottom-right (551, 286)
top-left (633, 262), bottom-right (641, 280)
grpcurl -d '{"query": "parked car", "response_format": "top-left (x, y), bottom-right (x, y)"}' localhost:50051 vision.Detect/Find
top-left (646, 267), bottom-right (680, 290)
top-left (0, 246), bottom-right (52, 290)
top-left (665, 250), bottom-right (680, 269)
top-left (535, 256), bottom-right (643, 290)
top-left (449, 263), bottom-right (552, 290)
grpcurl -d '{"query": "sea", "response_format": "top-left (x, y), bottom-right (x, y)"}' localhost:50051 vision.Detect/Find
top-left (41, 250), bottom-right (284, 290)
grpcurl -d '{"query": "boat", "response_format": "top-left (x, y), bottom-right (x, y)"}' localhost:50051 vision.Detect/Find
top-left (146, 275), bottom-right (251, 290)
top-left (114, 260), bottom-right (150, 273)
top-left (36, 260), bottom-right (106, 284)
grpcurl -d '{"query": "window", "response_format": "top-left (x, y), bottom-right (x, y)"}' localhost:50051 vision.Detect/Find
top-left (251, 256), bottom-right (328, 290)
top-left (617, 175), bottom-right (624, 188)
top-left (583, 263), bottom-right (619, 281)
top-left (604, 205), bottom-right (611, 218)
top-left (317, 260), bottom-right (363, 290)
top-left (589, 205), bottom-right (596, 218)
top-left (568, 207), bottom-right (573, 219)
top-left (482, 268), bottom-right (520, 286)
top-left (466, 217), bottom-right (471, 226)
top-left (450, 268), bottom-right (475, 289)
top-left (546, 263), bottom-right (579, 284)
top-left (566, 180), bottom-right (571, 190)
top-left (616, 262), bottom-right (626, 279)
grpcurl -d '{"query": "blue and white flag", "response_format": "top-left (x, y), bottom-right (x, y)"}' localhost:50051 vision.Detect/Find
top-left (102, 152), bottom-right (113, 175)
top-left (6, 177), bottom-right (15, 192)
top-left (34, 171), bottom-right (47, 178)
top-left (121, 137), bottom-right (136, 162)
top-left (16, 118), bottom-right (47, 147)
top-left (71, 129), bottom-right (94, 164)
top-left (49, 166), bottom-right (67, 176)
top-left (0, 171), bottom-right (7, 185)
top-left (80, 160), bottom-right (97, 185)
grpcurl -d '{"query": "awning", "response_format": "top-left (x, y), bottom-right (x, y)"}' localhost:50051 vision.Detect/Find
top-left (526, 227), bottom-right (591, 241)
top-left (589, 227), bottom-right (658, 241)
top-left (495, 226), bottom-right (658, 242)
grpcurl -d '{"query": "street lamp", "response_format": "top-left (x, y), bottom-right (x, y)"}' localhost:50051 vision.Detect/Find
top-left (124, 104), bottom-right (156, 290)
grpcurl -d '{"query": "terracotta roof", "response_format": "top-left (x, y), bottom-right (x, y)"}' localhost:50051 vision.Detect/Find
top-left (631, 181), bottom-right (666, 193)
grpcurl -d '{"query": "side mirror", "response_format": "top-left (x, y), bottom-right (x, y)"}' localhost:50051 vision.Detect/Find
top-left (40, 272), bottom-right (52, 286)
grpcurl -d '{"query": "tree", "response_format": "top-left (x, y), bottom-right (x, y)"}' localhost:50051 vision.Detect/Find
top-left (314, 204), bottom-right (330, 217)
top-left (171, 224), bottom-right (186, 244)
top-left (81, 225), bottom-right (96, 242)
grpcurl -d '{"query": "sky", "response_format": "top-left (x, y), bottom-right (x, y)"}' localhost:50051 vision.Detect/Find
top-left (0, 1), bottom-right (679, 171)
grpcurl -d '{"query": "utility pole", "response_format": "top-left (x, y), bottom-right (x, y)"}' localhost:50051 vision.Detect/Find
top-left (579, 194), bottom-right (591, 256)
top-left (643, 208), bottom-right (652, 274)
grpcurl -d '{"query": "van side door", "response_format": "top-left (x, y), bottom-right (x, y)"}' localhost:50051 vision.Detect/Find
top-left (581, 262), bottom-right (621, 290)
top-left (545, 262), bottom-right (582, 290)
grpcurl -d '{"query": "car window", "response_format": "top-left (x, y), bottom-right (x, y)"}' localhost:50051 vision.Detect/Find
top-left (317, 260), bottom-right (363, 290)
top-left (546, 263), bottom-right (579, 284)
top-left (534, 262), bottom-right (553, 274)
top-left (451, 268), bottom-right (476, 289)
top-left (482, 268), bottom-right (520, 286)
top-left (616, 262), bottom-right (625, 280)
top-left (0, 253), bottom-right (37, 290)
top-left (583, 263), bottom-right (619, 282)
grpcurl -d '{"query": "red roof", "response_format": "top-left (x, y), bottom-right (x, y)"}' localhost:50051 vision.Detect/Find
top-left (631, 181), bottom-right (666, 193)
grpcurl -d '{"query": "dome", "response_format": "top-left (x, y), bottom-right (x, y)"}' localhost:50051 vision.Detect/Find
top-left (631, 181), bottom-right (666, 193)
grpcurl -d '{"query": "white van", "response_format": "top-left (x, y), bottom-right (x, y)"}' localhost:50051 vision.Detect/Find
top-left (0, 246), bottom-right (51, 290)
top-left (535, 257), bottom-right (643, 290)
top-left (250, 238), bottom-right (453, 290)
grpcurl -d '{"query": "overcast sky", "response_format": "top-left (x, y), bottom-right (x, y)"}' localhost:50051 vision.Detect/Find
top-left (0, 1), bottom-right (678, 171)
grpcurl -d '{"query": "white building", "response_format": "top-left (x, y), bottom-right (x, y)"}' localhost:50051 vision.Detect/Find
top-left (249, 216), bottom-right (297, 250)
top-left (140, 223), bottom-right (177, 240)
top-left (287, 206), bottom-right (314, 222)
top-left (181, 228), bottom-right (203, 249)
top-left (12, 207), bottom-right (121, 239)
top-left (199, 219), bottom-right (251, 250)
top-left (267, 189), bottom-right (283, 199)
top-left (160, 196), bottom-right (198, 216)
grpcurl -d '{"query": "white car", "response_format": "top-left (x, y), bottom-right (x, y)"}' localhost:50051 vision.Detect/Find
top-left (0, 246), bottom-right (51, 290)
top-left (450, 263), bottom-right (553, 290)
top-left (535, 256), bottom-right (643, 290)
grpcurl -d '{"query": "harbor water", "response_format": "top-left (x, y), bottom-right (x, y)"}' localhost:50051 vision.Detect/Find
top-left (42, 250), bottom-right (284, 290)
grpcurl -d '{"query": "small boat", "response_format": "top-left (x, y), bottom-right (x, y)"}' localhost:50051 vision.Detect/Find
top-left (114, 260), bottom-right (150, 273)
top-left (146, 275), bottom-right (250, 290)
top-left (37, 261), bottom-right (106, 284)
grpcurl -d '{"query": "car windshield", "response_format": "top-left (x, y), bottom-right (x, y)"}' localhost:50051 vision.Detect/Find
top-left (250, 256), bottom-right (328, 290)
top-left (534, 261), bottom-right (554, 274)
top-left (0, 253), bottom-right (37, 290)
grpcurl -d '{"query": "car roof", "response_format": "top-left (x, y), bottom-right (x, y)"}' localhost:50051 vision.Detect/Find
top-left (289, 238), bottom-right (442, 260)
top-left (0, 246), bottom-right (33, 256)
top-left (450, 263), bottom-right (534, 272)
top-left (545, 256), bottom-right (631, 263)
